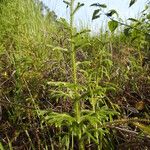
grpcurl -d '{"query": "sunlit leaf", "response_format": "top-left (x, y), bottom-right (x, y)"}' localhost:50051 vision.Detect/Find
top-left (50, 89), bottom-right (74, 99)
top-left (47, 81), bottom-right (84, 91)
top-left (47, 81), bottom-right (76, 88)
top-left (84, 130), bottom-right (99, 144)
top-left (52, 46), bottom-right (68, 52)
top-left (43, 112), bottom-right (76, 127)
top-left (0, 142), bottom-right (5, 150)
top-left (108, 20), bottom-right (118, 32)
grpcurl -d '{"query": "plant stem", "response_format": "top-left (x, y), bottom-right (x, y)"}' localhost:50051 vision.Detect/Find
top-left (70, 0), bottom-right (80, 123)
top-left (70, 0), bottom-right (76, 83)
top-left (70, 0), bottom-right (82, 149)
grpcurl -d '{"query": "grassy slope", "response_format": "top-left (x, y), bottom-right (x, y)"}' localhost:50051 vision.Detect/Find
top-left (0, 0), bottom-right (150, 149)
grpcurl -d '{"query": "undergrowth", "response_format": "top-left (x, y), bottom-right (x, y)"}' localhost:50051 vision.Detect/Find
top-left (0, 0), bottom-right (150, 150)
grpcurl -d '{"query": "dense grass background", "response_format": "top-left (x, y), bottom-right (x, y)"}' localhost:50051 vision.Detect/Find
top-left (0, 0), bottom-right (150, 149)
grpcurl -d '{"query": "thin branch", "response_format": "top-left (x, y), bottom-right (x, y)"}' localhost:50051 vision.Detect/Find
top-left (108, 125), bottom-right (150, 140)
top-left (108, 16), bottom-right (150, 36)
top-left (110, 126), bottom-right (139, 135)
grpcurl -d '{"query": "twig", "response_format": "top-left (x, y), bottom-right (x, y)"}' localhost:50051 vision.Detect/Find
top-left (110, 126), bottom-right (138, 135)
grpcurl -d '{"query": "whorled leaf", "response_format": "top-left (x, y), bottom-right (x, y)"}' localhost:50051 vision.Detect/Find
top-left (80, 107), bottom-right (118, 125)
top-left (80, 110), bottom-right (100, 126)
top-left (49, 89), bottom-right (75, 99)
top-left (43, 112), bottom-right (76, 127)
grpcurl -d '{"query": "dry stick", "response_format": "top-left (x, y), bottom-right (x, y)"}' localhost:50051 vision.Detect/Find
top-left (95, 118), bottom-right (150, 131)
top-left (105, 118), bottom-right (150, 127)
top-left (110, 126), bottom-right (139, 135)
top-left (112, 126), bottom-right (150, 148)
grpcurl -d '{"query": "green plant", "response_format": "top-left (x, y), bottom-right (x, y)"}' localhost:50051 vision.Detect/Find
top-left (36, 0), bottom-right (120, 149)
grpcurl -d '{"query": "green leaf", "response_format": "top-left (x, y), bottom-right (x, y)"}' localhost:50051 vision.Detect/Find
top-left (128, 18), bottom-right (139, 22)
top-left (52, 46), bottom-right (68, 52)
top-left (146, 14), bottom-right (150, 20)
top-left (129, 0), bottom-right (137, 7)
top-left (75, 42), bottom-right (91, 49)
top-left (141, 5), bottom-right (149, 13)
top-left (0, 142), bottom-right (5, 150)
top-left (47, 81), bottom-right (77, 88)
top-left (76, 61), bottom-right (91, 66)
top-left (47, 81), bottom-right (84, 91)
top-left (124, 27), bottom-right (131, 36)
top-left (92, 9), bottom-right (101, 20)
top-left (63, 0), bottom-right (70, 6)
top-left (73, 2), bottom-right (84, 15)
top-left (99, 4), bottom-right (107, 8)
top-left (84, 130), bottom-right (99, 144)
top-left (43, 112), bottom-right (76, 127)
top-left (57, 18), bottom-right (70, 30)
top-left (106, 9), bottom-right (118, 17)
top-left (108, 20), bottom-right (118, 32)
top-left (49, 90), bottom-right (74, 99)
top-left (73, 29), bottom-right (91, 37)
top-left (91, 3), bottom-right (107, 8)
